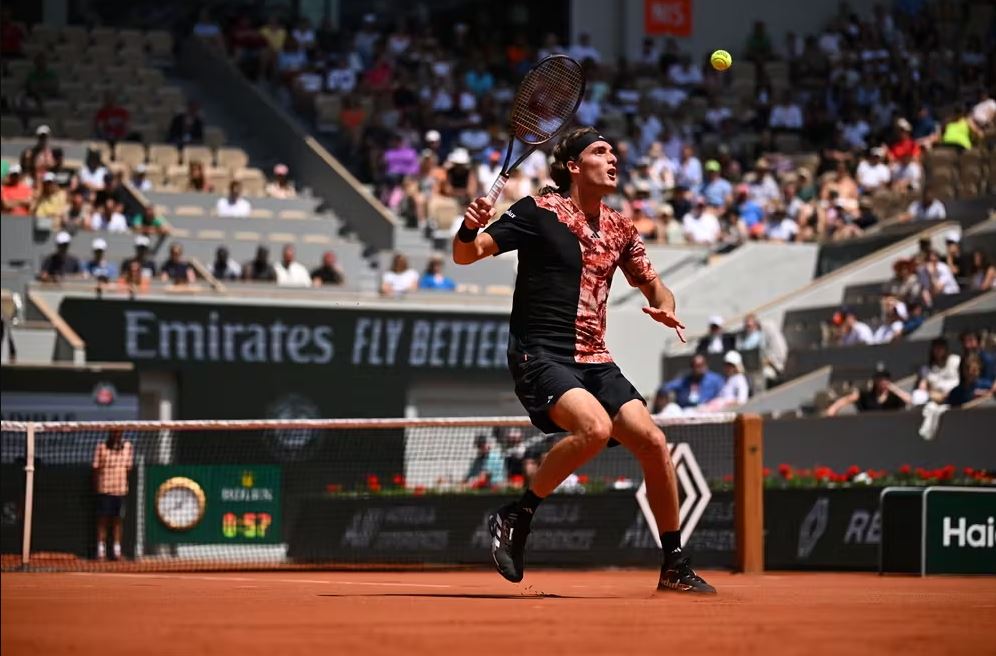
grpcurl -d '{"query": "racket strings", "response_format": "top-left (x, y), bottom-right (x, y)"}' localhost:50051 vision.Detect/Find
top-left (510, 57), bottom-right (585, 145)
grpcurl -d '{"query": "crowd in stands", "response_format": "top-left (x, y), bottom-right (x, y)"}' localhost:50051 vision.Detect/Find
top-left (190, 2), bottom-right (994, 250)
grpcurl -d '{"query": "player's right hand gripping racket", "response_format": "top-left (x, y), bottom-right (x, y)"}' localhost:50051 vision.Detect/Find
top-left (484, 55), bottom-right (586, 206)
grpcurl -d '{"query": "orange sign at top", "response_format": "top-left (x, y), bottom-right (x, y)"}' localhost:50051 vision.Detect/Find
top-left (645, 0), bottom-right (693, 37)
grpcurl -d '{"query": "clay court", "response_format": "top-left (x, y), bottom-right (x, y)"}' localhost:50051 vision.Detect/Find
top-left (3, 569), bottom-right (994, 655)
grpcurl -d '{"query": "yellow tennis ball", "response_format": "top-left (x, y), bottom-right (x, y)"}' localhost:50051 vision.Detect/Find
top-left (710, 49), bottom-right (732, 71)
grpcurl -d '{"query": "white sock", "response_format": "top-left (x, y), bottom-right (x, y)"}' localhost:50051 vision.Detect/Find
top-left (113, 543), bottom-right (122, 558)
top-left (97, 542), bottom-right (106, 559)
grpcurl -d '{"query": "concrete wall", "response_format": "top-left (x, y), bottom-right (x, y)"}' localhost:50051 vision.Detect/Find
top-left (572, 0), bottom-right (873, 62)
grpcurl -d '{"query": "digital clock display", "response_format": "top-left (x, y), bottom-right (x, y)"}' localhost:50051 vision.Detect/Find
top-left (221, 512), bottom-right (273, 539)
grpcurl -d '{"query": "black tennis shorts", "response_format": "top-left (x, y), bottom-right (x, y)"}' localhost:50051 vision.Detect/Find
top-left (96, 494), bottom-right (126, 519)
top-left (508, 353), bottom-right (644, 436)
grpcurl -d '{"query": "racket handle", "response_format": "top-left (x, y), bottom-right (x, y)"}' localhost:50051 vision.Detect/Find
top-left (485, 174), bottom-right (509, 207)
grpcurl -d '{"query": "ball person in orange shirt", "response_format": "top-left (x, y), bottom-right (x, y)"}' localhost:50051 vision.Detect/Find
top-left (92, 429), bottom-right (134, 561)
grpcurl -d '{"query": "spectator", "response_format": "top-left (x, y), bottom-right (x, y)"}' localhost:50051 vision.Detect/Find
top-left (902, 301), bottom-right (926, 335)
top-left (93, 92), bottom-right (132, 143)
top-left (675, 145), bottom-right (703, 189)
top-left (682, 199), bottom-right (721, 245)
top-left (186, 160), bottom-right (214, 193)
top-left (825, 369), bottom-right (910, 415)
top-left (888, 118), bottom-right (921, 162)
top-left (259, 14), bottom-right (287, 78)
top-left (131, 164), bottom-right (153, 192)
top-left (211, 246), bottom-right (242, 281)
top-left (696, 315), bottom-right (735, 355)
top-left (242, 245), bottom-right (277, 282)
top-left (699, 160), bottom-right (732, 208)
top-left (216, 181), bottom-right (252, 218)
top-left (891, 152), bottom-right (923, 193)
top-left (84, 237), bottom-right (117, 282)
top-left (191, 8), bottom-right (225, 51)
top-left (763, 202), bottom-right (799, 242)
top-left (737, 314), bottom-right (764, 351)
top-left (94, 171), bottom-right (128, 212)
top-left (38, 231), bottom-right (81, 282)
top-left (966, 250), bottom-right (996, 291)
top-left (900, 189), bottom-right (945, 222)
top-left (29, 124), bottom-right (56, 182)
top-left (63, 190), bottom-right (90, 234)
top-left (939, 106), bottom-right (980, 151)
top-left (656, 354), bottom-right (725, 410)
top-left (568, 32), bottom-right (601, 64)
top-left (120, 235), bottom-right (157, 280)
top-left (78, 148), bottom-right (108, 194)
top-left (274, 244), bottom-right (312, 287)
top-left (919, 249), bottom-right (959, 297)
top-left (701, 350), bottom-right (751, 411)
top-left (48, 147), bottom-right (77, 190)
top-left (311, 251), bottom-right (344, 287)
top-left (167, 101), bottom-right (204, 145)
top-left (1, 165), bottom-right (33, 215)
top-left (264, 164), bottom-right (296, 199)
top-left (380, 252), bottom-right (419, 297)
top-left (131, 203), bottom-right (169, 236)
top-left (659, 204), bottom-right (685, 244)
top-left (631, 201), bottom-right (659, 241)
top-left (744, 20), bottom-right (774, 61)
top-left (418, 255), bottom-right (456, 291)
top-left (159, 242), bottom-right (196, 285)
top-left (89, 198), bottom-right (129, 233)
top-left (959, 331), bottom-right (995, 388)
top-left (855, 147), bottom-right (891, 192)
top-left (1, 7), bottom-right (25, 58)
top-left (118, 256), bottom-right (149, 294)
top-left (970, 89), bottom-right (995, 134)
top-left (886, 258), bottom-right (924, 308)
top-left (836, 308), bottom-right (874, 346)
top-left (916, 337), bottom-right (961, 403)
top-left (768, 90), bottom-right (804, 131)
top-left (945, 355), bottom-right (993, 408)
top-left (92, 429), bottom-right (133, 561)
top-left (465, 434), bottom-right (506, 488)
top-left (325, 56), bottom-right (357, 94)
top-left (872, 294), bottom-right (907, 344)
top-left (31, 172), bottom-right (68, 224)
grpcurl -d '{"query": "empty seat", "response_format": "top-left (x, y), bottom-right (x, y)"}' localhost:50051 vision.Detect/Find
top-left (146, 30), bottom-right (174, 59)
top-left (118, 29), bottom-right (144, 50)
top-left (278, 209), bottom-right (309, 220)
top-left (149, 143), bottom-right (180, 167)
top-left (206, 166), bottom-right (231, 191)
top-left (174, 205), bottom-right (206, 217)
top-left (115, 141), bottom-right (147, 168)
top-left (235, 168), bottom-right (266, 196)
top-left (216, 147), bottom-right (248, 171)
top-left (249, 208), bottom-right (275, 219)
top-left (182, 145), bottom-right (214, 166)
top-left (0, 116), bottom-right (22, 138)
top-left (204, 126), bottom-right (226, 149)
top-left (165, 164), bottom-right (189, 189)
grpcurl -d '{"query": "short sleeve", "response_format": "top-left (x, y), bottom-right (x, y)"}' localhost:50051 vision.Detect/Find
top-left (124, 442), bottom-right (134, 469)
top-left (483, 196), bottom-right (541, 254)
top-left (619, 226), bottom-right (658, 287)
top-left (93, 444), bottom-right (103, 469)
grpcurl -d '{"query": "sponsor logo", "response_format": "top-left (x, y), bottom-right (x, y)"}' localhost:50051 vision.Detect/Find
top-left (634, 442), bottom-right (711, 548)
top-left (942, 516), bottom-right (995, 548)
top-left (92, 382), bottom-right (117, 406)
top-left (797, 497), bottom-right (829, 559)
top-left (342, 506), bottom-right (447, 551)
top-left (843, 509), bottom-right (880, 545)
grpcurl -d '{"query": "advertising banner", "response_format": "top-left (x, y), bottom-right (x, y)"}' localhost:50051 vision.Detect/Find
top-left (923, 487), bottom-right (996, 575)
top-left (644, 0), bottom-right (692, 37)
top-left (1, 367), bottom-right (138, 423)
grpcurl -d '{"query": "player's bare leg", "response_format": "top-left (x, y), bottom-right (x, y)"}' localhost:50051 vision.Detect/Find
top-left (489, 389), bottom-right (611, 582)
top-left (95, 516), bottom-right (108, 561)
top-left (611, 400), bottom-right (716, 594)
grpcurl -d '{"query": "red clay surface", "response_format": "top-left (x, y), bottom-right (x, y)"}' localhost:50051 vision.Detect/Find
top-left (3, 570), bottom-right (995, 656)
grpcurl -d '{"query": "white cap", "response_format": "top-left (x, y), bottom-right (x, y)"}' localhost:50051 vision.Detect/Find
top-left (42, 171), bottom-right (56, 182)
top-left (447, 148), bottom-right (470, 165)
top-left (55, 231), bottom-right (72, 244)
top-left (896, 118), bottom-right (912, 131)
top-left (8, 164), bottom-right (22, 174)
top-left (36, 124), bottom-right (51, 136)
top-left (135, 163), bottom-right (147, 173)
top-left (425, 129), bottom-right (441, 143)
top-left (134, 235), bottom-right (151, 247)
top-left (723, 350), bottom-right (743, 368)
top-left (92, 237), bottom-right (108, 251)
top-left (944, 230), bottom-right (960, 243)
top-left (708, 315), bottom-right (724, 327)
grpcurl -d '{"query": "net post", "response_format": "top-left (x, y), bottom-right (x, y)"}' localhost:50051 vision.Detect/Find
top-left (734, 413), bottom-right (764, 573)
top-left (21, 422), bottom-right (37, 567)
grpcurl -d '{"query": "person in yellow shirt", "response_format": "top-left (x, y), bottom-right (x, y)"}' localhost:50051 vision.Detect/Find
top-left (940, 106), bottom-right (983, 151)
top-left (31, 172), bottom-right (68, 227)
top-left (259, 14), bottom-right (286, 78)
top-left (92, 429), bottom-right (134, 561)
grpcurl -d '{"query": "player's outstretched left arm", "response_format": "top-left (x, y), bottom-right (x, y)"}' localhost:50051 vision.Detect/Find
top-left (639, 278), bottom-right (686, 343)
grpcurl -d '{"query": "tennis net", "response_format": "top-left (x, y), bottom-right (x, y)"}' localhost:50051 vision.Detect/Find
top-left (1, 415), bottom-right (762, 572)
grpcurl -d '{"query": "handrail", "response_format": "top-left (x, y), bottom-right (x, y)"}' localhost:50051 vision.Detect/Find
top-left (189, 255), bottom-right (226, 293)
top-left (26, 289), bottom-right (85, 364)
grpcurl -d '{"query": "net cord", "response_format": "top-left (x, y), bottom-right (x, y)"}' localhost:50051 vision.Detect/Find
top-left (2, 414), bottom-right (737, 434)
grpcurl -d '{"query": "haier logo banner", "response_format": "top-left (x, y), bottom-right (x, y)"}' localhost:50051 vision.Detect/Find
top-left (925, 488), bottom-right (996, 575)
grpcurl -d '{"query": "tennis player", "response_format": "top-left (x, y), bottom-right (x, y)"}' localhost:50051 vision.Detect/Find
top-left (452, 127), bottom-right (715, 594)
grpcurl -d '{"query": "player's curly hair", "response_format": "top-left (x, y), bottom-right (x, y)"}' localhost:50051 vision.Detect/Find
top-left (538, 126), bottom-right (600, 196)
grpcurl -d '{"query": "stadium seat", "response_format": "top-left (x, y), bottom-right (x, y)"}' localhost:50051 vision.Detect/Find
top-left (182, 145), bottom-right (214, 167)
top-left (146, 30), bottom-right (174, 60)
top-left (31, 24), bottom-right (59, 46)
top-left (235, 168), bottom-right (266, 196)
top-left (206, 167), bottom-right (231, 191)
top-left (166, 164), bottom-right (188, 189)
top-left (249, 208), bottom-right (275, 219)
top-left (115, 142), bottom-right (147, 169)
top-left (175, 205), bottom-right (206, 217)
top-left (204, 126), bottom-right (226, 149)
top-left (217, 147), bottom-right (248, 171)
top-left (149, 143), bottom-right (180, 168)
top-left (118, 29), bottom-right (144, 50)
top-left (0, 116), bottom-right (22, 138)
top-left (278, 210), bottom-right (309, 220)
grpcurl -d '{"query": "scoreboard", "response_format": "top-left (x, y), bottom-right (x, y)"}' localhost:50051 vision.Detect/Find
top-left (145, 465), bottom-right (282, 545)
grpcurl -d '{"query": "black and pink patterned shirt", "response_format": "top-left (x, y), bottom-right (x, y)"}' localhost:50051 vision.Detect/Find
top-left (484, 194), bottom-right (658, 363)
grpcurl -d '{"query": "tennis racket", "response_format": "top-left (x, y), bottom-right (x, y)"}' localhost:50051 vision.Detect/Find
top-left (484, 54), bottom-right (586, 206)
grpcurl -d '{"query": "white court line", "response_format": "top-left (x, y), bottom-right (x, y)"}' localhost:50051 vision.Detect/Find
top-left (69, 572), bottom-right (452, 589)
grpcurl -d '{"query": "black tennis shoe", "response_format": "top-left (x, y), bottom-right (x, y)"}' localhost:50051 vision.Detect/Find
top-left (657, 550), bottom-right (716, 594)
top-left (488, 504), bottom-right (531, 583)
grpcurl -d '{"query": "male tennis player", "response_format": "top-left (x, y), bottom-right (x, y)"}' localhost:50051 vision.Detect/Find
top-left (453, 127), bottom-right (715, 594)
